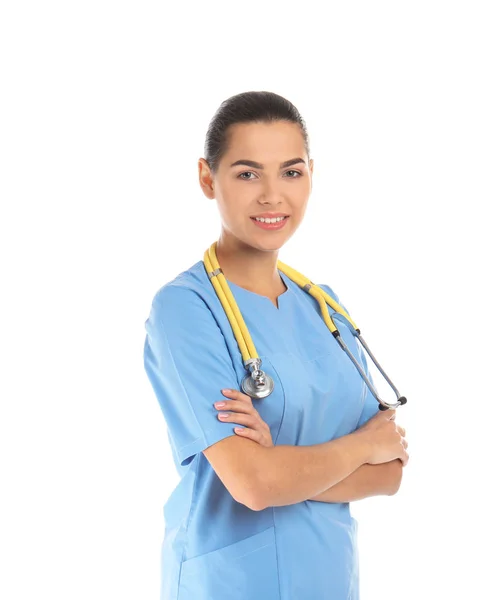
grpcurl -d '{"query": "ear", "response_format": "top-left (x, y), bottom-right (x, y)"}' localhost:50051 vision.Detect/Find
top-left (198, 158), bottom-right (215, 199)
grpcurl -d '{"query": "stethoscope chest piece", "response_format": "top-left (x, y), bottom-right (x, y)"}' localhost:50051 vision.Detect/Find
top-left (241, 357), bottom-right (275, 399)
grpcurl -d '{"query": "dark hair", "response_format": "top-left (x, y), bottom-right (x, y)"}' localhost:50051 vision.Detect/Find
top-left (204, 91), bottom-right (310, 174)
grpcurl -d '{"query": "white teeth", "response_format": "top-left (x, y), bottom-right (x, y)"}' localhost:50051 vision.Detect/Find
top-left (254, 216), bottom-right (287, 223)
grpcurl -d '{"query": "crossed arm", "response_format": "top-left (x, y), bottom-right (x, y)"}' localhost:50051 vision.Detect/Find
top-left (308, 458), bottom-right (403, 503)
top-left (210, 389), bottom-right (405, 507)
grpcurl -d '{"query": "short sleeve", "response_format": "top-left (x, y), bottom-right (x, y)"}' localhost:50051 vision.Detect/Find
top-left (143, 284), bottom-right (243, 467)
top-left (317, 283), bottom-right (379, 428)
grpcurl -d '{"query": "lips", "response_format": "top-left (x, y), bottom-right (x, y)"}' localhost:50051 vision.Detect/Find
top-left (250, 216), bottom-right (290, 230)
top-left (250, 214), bottom-right (290, 219)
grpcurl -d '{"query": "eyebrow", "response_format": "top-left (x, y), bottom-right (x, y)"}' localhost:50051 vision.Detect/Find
top-left (229, 157), bottom-right (306, 169)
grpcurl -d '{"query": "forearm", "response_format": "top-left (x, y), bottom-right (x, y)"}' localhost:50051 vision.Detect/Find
top-left (255, 432), bottom-right (371, 509)
top-left (308, 459), bottom-right (403, 503)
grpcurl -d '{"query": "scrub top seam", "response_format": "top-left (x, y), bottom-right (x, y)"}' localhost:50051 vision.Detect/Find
top-left (176, 426), bottom-right (239, 466)
top-left (264, 357), bottom-right (285, 599)
top-left (175, 460), bottom-right (201, 600)
top-left (267, 357), bottom-right (287, 448)
top-left (272, 507), bottom-right (282, 599)
top-left (176, 431), bottom-right (211, 456)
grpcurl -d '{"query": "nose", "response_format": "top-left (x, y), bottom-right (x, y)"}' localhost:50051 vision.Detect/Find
top-left (257, 184), bottom-right (286, 205)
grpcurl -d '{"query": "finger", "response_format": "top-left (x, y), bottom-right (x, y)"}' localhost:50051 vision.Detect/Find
top-left (216, 404), bottom-right (271, 434)
top-left (257, 418), bottom-right (272, 434)
top-left (234, 427), bottom-right (270, 447)
top-left (380, 409), bottom-right (396, 420)
top-left (396, 425), bottom-right (406, 437)
top-left (217, 412), bottom-right (261, 429)
top-left (214, 399), bottom-right (256, 415)
top-left (221, 388), bottom-right (254, 405)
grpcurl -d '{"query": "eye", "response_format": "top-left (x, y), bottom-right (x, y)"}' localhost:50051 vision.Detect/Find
top-left (238, 171), bottom-right (257, 180)
top-left (238, 170), bottom-right (302, 180)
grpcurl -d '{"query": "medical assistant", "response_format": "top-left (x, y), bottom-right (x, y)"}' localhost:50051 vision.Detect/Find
top-left (143, 259), bottom-right (380, 600)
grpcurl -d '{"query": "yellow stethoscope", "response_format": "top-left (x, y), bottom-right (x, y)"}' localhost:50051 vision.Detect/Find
top-left (203, 241), bottom-right (407, 411)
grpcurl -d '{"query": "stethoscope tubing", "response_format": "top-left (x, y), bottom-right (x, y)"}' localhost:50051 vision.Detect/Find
top-left (204, 242), bottom-right (407, 411)
top-left (335, 333), bottom-right (407, 410)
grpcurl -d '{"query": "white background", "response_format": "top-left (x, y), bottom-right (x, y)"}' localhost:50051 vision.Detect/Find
top-left (1, 1), bottom-right (492, 598)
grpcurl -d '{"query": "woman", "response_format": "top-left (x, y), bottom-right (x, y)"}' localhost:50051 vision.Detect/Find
top-left (143, 90), bottom-right (409, 600)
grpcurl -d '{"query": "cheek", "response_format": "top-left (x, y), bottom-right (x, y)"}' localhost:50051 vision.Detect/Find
top-left (288, 198), bottom-right (309, 223)
top-left (298, 202), bottom-right (309, 220)
top-left (219, 189), bottom-right (251, 219)
top-left (298, 178), bottom-right (312, 198)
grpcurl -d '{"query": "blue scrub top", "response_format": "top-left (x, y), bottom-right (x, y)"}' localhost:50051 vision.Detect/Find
top-left (143, 259), bottom-right (379, 600)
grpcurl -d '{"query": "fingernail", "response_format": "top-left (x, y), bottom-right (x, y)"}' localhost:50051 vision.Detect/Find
top-left (221, 389), bottom-right (232, 394)
top-left (218, 412), bottom-right (229, 418)
top-left (215, 402), bottom-right (225, 408)
top-left (235, 428), bottom-right (244, 433)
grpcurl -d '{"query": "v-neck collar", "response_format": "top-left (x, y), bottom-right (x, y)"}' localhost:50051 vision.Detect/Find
top-left (225, 269), bottom-right (292, 311)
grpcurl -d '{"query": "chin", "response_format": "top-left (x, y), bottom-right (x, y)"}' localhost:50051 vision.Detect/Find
top-left (249, 238), bottom-right (287, 253)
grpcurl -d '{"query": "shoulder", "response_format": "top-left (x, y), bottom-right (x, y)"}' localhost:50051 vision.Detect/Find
top-left (146, 261), bottom-right (229, 338)
top-left (315, 282), bottom-right (341, 303)
top-left (315, 281), bottom-right (351, 315)
top-left (148, 260), bottom-right (212, 320)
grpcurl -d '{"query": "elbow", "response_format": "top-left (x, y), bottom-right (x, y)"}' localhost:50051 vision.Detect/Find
top-left (231, 444), bottom-right (273, 511)
top-left (250, 487), bottom-right (270, 511)
top-left (244, 493), bottom-right (267, 512)
top-left (234, 488), bottom-right (267, 512)
top-left (247, 455), bottom-right (275, 511)
top-left (235, 476), bottom-right (269, 512)
top-left (234, 467), bottom-right (270, 512)
top-left (387, 485), bottom-right (400, 496)
top-left (228, 471), bottom-right (267, 512)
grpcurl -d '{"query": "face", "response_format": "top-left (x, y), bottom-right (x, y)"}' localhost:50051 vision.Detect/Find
top-left (198, 120), bottom-right (313, 252)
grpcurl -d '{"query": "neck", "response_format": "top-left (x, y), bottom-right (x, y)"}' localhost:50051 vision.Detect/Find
top-left (215, 234), bottom-right (285, 296)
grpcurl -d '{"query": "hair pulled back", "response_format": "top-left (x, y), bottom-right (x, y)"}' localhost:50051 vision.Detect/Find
top-left (204, 91), bottom-right (310, 174)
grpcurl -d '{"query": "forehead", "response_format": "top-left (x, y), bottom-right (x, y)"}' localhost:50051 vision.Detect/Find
top-left (224, 121), bottom-right (306, 160)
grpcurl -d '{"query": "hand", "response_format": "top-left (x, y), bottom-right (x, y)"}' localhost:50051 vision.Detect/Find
top-left (355, 409), bottom-right (409, 466)
top-left (214, 388), bottom-right (274, 448)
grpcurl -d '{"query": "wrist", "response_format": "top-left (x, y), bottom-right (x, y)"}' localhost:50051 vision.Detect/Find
top-left (348, 430), bottom-right (373, 465)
